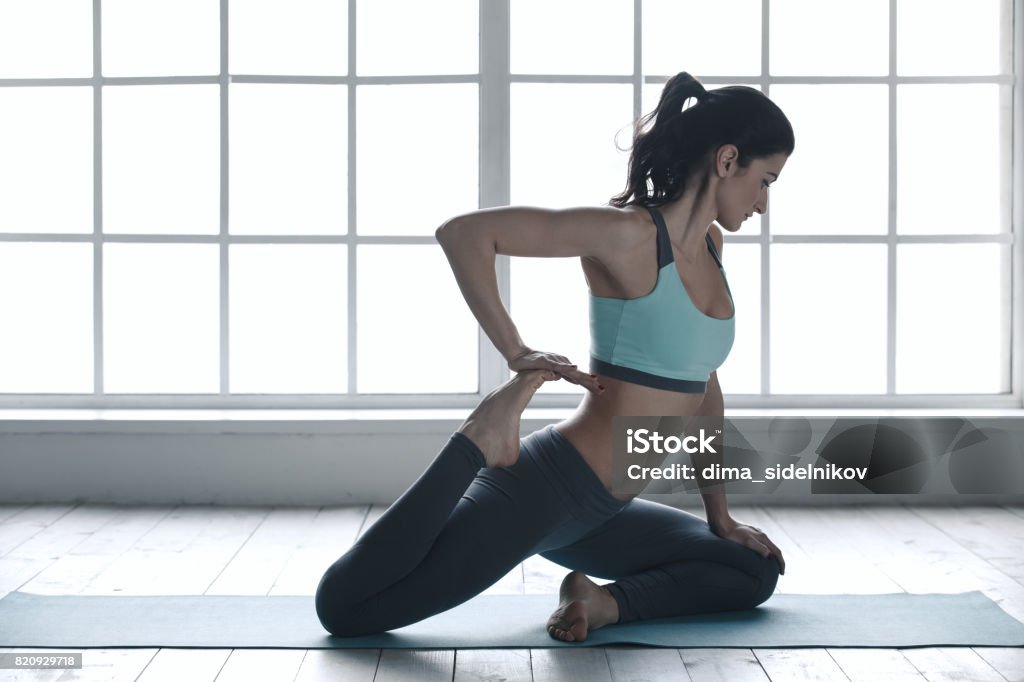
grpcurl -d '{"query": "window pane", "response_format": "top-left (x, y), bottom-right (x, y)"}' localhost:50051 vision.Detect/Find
top-left (357, 245), bottom-right (477, 393)
top-left (102, 0), bottom-right (218, 77)
top-left (357, 84), bottom-right (477, 235)
top-left (230, 0), bottom-right (348, 76)
top-left (0, 243), bottom-right (92, 393)
top-left (509, 257), bottom-right (589, 395)
top-left (898, 0), bottom-right (1004, 76)
top-left (103, 244), bottom-right (219, 393)
top-left (511, 84), bottom-right (632, 208)
top-left (716, 243), bottom-right (760, 394)
top-left (770, 0), bottom-right (888, 76)
top-left (0, 1), bottom-right (92, 78)
top-left (230, 245), bottom-right (347, 394)
top-left (770, 244), bottom-right (887, 394)
top-left (511, 0), bottom-right (632, 75)
top-left (898, 84), bottom-right (1002, 235)
top-left (103, 85), bottom-right (219, 235)
top-left (356, 0), bottom-right (477, 76)
top-left (0, 87), bottom-right (93, 234)
top-left (642, 82), bottom-right (764, 236)
top-left (896, 244), bottom-right (1006, 394)
top-left (230, 84), bottom-right (347, 235)
top-left (769, 85), bottom-right (887, 236)
top-left (643, 0), bottom-right (760, 77)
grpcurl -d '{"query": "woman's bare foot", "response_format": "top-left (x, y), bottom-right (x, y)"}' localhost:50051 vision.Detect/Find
top-left (546, 570), bottom-right (620, 642)
top-left (457, 369), bottom-right (558, 468)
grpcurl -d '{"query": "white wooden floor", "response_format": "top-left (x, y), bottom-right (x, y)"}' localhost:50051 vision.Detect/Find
top-left (1, 503), bottom-right (1023, 681)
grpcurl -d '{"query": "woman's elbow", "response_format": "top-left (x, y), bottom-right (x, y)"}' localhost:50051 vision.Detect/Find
top-left (437, 219), bottom-right (493, 257)
top-left (435, 221), bottom-right (452, 244)
top-left (435, 218), bottom-right (466, 246)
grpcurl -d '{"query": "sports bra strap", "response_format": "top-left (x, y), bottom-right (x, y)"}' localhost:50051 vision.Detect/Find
top-left (705, 232), bottom-right (724, 269)
top-left (645, 206), bottom-right (674, 269)
top-left (646, 206), bottom-right (724, 270)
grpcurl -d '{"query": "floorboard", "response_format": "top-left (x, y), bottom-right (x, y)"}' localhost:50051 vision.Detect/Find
top-left (2, 504), bottom-right (1022, 681)
top-left (679, 648), bottom-right (771, 681)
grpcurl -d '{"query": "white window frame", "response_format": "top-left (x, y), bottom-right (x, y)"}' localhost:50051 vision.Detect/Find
top-left (0, 0), bottom-right (1019, 410)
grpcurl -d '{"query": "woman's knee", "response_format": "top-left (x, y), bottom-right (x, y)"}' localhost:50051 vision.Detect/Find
top-left (748, 555), bottom-right (781, 607)
top-left (315, 568), bottom-right (376, 637)
top-left (315, 584), bottom-right (380, 637)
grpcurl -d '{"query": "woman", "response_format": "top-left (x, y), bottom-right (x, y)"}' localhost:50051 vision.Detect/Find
top-left (315, 71), bottom-right (794, 642)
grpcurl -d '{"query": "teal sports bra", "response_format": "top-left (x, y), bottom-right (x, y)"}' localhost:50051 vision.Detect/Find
top-left (589, 205), bottom-right (735, 393)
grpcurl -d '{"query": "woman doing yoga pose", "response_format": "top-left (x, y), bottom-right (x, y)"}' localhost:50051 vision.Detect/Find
top-left (315, 71), bottom-right (794, 642)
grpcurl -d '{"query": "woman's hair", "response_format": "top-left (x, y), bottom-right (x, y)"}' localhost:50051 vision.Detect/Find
top-left (609, 71), bottom-right (795, 208)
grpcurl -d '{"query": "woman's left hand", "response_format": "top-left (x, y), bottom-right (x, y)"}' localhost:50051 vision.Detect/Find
top-left (710, 516), bottom-right (786, 575)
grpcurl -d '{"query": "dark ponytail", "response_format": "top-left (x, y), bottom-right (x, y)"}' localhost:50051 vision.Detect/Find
top-left (609, 71), bottom-right (795, 208)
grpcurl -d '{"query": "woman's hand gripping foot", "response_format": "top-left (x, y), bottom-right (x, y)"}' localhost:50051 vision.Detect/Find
top-left (457, 369), bottom-right (559, 468)
top-left (547, 570), bottom-right (620, 642)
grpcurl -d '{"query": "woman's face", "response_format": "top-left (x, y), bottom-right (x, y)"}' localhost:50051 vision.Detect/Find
top-left (716, 150), bottom-right (788, 232)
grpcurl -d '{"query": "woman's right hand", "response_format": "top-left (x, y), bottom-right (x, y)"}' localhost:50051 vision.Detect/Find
top-left (508, 348), bottom-right (605, 394)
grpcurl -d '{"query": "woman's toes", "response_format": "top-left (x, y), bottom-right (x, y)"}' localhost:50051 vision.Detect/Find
top-left (548, 624), bottom-right (573, 642)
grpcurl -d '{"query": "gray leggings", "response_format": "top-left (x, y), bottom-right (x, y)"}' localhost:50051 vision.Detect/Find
top-left (315, 424), bottom-right (780, 637)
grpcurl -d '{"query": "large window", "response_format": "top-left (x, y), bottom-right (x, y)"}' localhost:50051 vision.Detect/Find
top-left (0, 0), bottom-right (1016, 409)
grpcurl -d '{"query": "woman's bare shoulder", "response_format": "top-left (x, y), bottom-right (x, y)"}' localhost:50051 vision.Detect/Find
top-left (586, 205), bottom-right (656, 265)
top-left (443, 204), bottom-right (647, 262)
top-left (578, 206), bottom-right (660, 298)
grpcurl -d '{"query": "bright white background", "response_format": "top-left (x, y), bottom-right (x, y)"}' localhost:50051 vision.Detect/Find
top-left (0, 0), bottom-right (1014, 408)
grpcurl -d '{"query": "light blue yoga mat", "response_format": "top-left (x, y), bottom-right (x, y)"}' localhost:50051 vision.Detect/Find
top-left (1, 591), bottom-right (1023, 649)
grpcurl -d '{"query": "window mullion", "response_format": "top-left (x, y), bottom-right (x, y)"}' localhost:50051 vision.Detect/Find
top-left (347, 0), bottom-right (358, 396)
top-left (219, 0), bottom-right (230, 399)
top-left (761, 0), bottom-right (771, 396)
top-left (1012, 0), bottom-right (1024, 402)
top-left (478, 0), bottom-right (511, 396)
top-left (93, 0), bottom-right (103, 399)
top-left (887, 0), bottom-right (898, 396)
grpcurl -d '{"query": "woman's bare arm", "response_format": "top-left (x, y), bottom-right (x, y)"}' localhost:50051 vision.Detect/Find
top-left (440, 205), bottom-right (636, 259)
top-left (434, 206), bottom-right (635, 362)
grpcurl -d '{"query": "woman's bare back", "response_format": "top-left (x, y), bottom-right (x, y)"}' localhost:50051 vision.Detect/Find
top-left (556, 204), bottom-right (729, 501)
